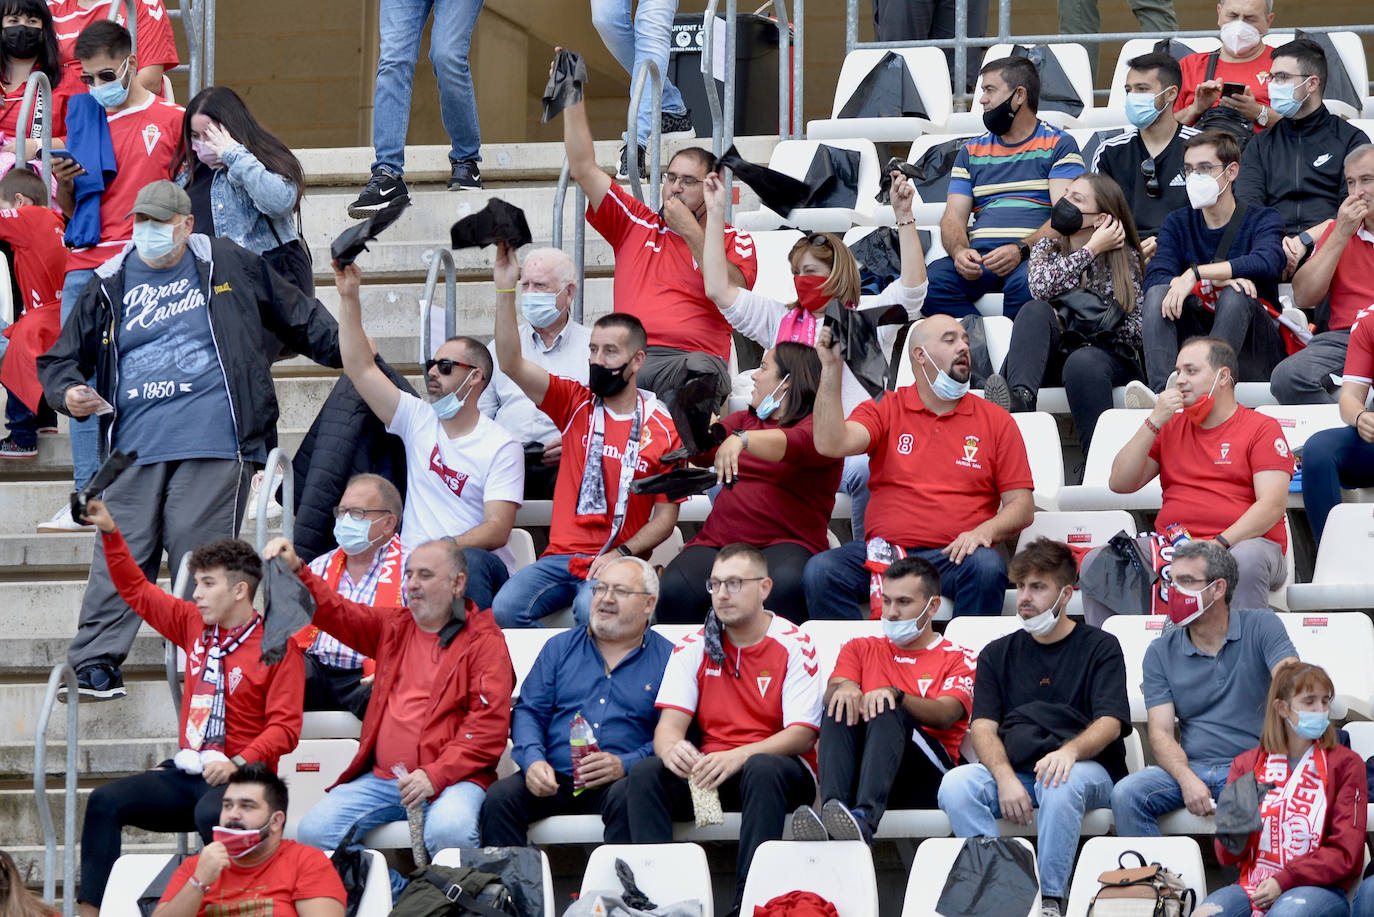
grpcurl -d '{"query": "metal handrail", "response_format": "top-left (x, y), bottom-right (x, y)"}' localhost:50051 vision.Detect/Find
top-left (164, 553), bottom-right (191, 714)
top-left (625, 59), bottom-right (664, 210)
top-left (0, 245), bottom-right (12, 326)
top-left (104, 0), bottom-right (138, 55)
top-left (15, 71), bottom-right (53, 190)
top-left (254, 448), bottom-right (294, 550)
top-left (34, 664), bottom-right (77, 916)
top-left (418, 247), bottom-right (457, 362)
top-left (550, 158), bottom-right (588, 323)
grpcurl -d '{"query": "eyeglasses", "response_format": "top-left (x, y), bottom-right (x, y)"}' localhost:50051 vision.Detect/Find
top-left (806, 234), bottom-right (834, 249)
top-left (1259, 71), bottom-right (1312, 85)
top-left (1140, 158), bottom-right (1161, 199)
top-left (1181, 163), bottom-right (1225, 177)
top-left (591, 583), bottom-right (653, 599)
top-left (79, 58), bottom-right (128, 86)
top-left (662, 172), bottom-right (702, 188)
top-left (705, 576), bottom-right (765, 595)
top-left (424, 358), bottom-right (477, 376)
top-left (332, 506), bottom-right (391, 521)
top-left (1162, 573), bottom-right (1210, 589)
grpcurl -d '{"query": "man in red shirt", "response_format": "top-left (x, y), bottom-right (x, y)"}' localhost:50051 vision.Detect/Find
top-left (805, 313), bottom-right (1036, 617)
top-left (1173, 0), bottom-right (1276, 136)
top-left (611, 543), bottom-right (823, 910)
top-left (556, 49), bottom-right (757, 413)
top-left (75, 498), bottom-right (304, 917)
top-left (155, 764), bottom-right (345, 917)
top-left (489, 242), bottom-right (683, 627)
top-left (1276, 146), bottom-right (1374, 404)
top-left (793, 555), bottom-right (975, 845)
top-left (45, 19), bottom-right (183, 530)
top-left (265, 535), bottom-right (514, 898)
top-left (1083, 336), bottom-right (1292, 622)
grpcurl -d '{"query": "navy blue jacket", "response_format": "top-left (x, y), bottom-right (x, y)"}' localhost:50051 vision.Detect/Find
top-left (1145, 200), bottom-right (1286, 305)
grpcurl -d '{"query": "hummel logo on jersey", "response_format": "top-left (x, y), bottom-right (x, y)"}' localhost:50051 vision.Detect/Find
top-left (1313, 153), bottom-right (1332, 168)
top-left (142, 124), bottom-right (161, 155)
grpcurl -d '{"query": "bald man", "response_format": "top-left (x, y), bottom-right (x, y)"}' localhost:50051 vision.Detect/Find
top-left (804, 315), bottom-right (1036, 618)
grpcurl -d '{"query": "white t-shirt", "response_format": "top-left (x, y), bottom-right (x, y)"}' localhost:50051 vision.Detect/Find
top-left (386, 393), bottom-right (525, 568)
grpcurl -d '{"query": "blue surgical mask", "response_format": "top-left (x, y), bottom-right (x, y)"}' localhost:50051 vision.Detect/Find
top-left (519, 290), bottom-right (562, 329)
top-left (88, 58), bottom-right (131, 109)
top-left (132, 220), bottom-right (176, 261)
top-left (754, 374), bottom-right (790, 420)
top-left (882, 597), bottom-right (934, 646)
top-left (917, 347), bottom-right (970, 401)
top-left (1292, 709), bottom-right (1330, 740)
top-left (1268, 80), bottom-right (1308, 119)
top-left (430, 369), bottom-right (475, 419)
top-left (332, 515), bottom-right (379, 556)
top-left (1125, 89), bottom-right (1168, 129)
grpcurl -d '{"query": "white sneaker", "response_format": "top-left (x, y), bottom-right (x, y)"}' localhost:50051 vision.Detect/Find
top-left (1165, 370), bottom-right (1179, 391)
top-left (36, 504), bottom-right (95, 533)
top-left (1123, 380), bottom-right (1156, 410)
top-left (243, 471), bottom-right (283, 522)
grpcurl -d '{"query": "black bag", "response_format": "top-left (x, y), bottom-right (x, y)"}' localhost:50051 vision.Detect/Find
top-left (331, 825), bottom-right (374, 917)
top-left (961, 314), bottom-right (993, 390)
top-left (800, 145), bottom-right (861, 210)
top-left (1079, 530), bottom-right (1157, 616)
top-left (1193, 52), bottom-right (1254, 149)
top-left (935, 838), bottom-right (1039, 917)
top-left (1010, 44), bottom-right (1084, 118)
top-left (1053, 288), bottom-right (1126, 350)
top-left (389, 866), bottom-right (517, 917)
top-left (837, 50), bottom-right (929, 120)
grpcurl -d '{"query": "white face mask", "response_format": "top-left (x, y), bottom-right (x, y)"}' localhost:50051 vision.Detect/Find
top-left (916, 346), bottom-right (970, 401)
top-left (1186, 171), bottom-right (1228, 209)
top-left (1219, 19), bottom-right (1262, 56)
top-left (1020, 588), bottom-right (1068, 637)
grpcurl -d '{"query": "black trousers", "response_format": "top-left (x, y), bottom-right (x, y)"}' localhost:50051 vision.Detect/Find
top-left (478, 770), bottom-right (630, 846)
top-left (614, 754), bottom-right (815, 907)
top-left (302, 654), bottom-right (372, 720)
top-left (818, 707), bottom-right (952, 832)
top-left (80, 765), bottom-right (223, 906)
top-left (656, 542), bottom-right (815, 624)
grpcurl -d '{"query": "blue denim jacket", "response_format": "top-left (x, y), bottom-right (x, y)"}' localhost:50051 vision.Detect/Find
top-left (178, 144), bottom-right (301, 254)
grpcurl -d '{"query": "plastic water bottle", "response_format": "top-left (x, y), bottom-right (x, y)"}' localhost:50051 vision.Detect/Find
top-left (391, 763), bottom-right (429, 867)
top-left (570, 712), bottom-right (600, 796)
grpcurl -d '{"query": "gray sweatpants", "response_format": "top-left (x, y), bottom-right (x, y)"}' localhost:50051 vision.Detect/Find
top-left (67, 458), bottom-right (254, 671)
top-left (1269, 330), bottom-right (1350, 405)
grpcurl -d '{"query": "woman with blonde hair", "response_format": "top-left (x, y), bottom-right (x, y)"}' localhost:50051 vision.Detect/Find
top-left (1198, 662), bottom-right (1366, 917)
top-left (0, 849), bottom-right (57, 917)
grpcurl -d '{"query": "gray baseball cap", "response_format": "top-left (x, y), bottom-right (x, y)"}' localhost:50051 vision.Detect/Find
top-left (126, 180), bottom-right (191, 220)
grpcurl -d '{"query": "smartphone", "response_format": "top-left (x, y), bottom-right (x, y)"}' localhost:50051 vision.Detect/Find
top-left (47, 149), bottom-right (75, 161)
top-left (1221, 82), bottom-right (1246, 98)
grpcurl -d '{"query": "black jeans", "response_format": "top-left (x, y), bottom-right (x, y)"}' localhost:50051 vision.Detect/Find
top-left (818, 707), bottom-right (952, 832)
top-left (80, 765), bottom-right (223, 906)
top-left (656, 543), bottom-right (815, 624)
top-left (1142, 285), bottom-right (1286, 391)
top-left (479, 770), bottom-right (630, 846)
top-left (303, 654), bottom-right (372, 720)
top-left (614, 754), bottom-right (815, 907)
top-left (1002, 298), bottom-right (1142, 452)
top-left (874, 0), bottom-right (988, 93)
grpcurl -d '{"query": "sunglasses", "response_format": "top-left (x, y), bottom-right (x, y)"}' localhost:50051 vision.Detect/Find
top-left (1140, 158), bottom-right (1160, 199)
top-left (79, 58), bottom-right (128, 86)
top-left (806, 233), bottom-right (834, 249)
top-left (424, 358), bottom-right (477, 376)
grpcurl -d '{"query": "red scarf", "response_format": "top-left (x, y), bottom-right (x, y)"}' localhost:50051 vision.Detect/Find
top-left (293, 539), bottom-right (404, 676)
top-left (185, 616), bottom-right (260, 753)
top-left (1240, 746), bottom-right (1329, 914)
top-left (864, 538), bottom-right (907, 620)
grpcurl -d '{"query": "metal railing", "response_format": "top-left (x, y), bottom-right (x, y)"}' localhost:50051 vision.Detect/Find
top-left (625, 60), bottom-right (664, 209)
top-left (104, 0), bottom-right (138, 54)
top-left (34, 664), bottom-right (78, 917)
top-left (108, 0), bottom-right (216, 97)
top-left (15, 71), bottom-right (53, 189)
top-left (418, 247), bottom-right (457, 362)
top-left (255, 448), bottom-right (294, 550)
top-left (550, 159), bottom-right (587, 323)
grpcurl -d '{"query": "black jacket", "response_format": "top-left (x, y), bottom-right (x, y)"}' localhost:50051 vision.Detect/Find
top-left (1235, 104), bottom-right (1368, 236)
top-left (38, 234), bottom-right (341, 461)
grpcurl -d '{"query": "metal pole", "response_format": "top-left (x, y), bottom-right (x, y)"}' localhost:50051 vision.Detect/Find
top-left (626, 60), bottom-right (663, 208)
top-left (417, 248), bottom-right (456, 363)
top-left (772, 0), bottom-right (790, 141)
top-left (203, 0), bottom-right (215, 88)
top-left (997, 0), bottom-right (1009, 43)
top-left (178, 0), bottom-right (199, 95)
top-left (791, 0), bottom-right (803, 141)
top-left (105, 0), bottom-right (138, 55)
top-left (254, 448), bottom-right (294, 551)
top-left (723, 0), bottom-right (736, 153)
top-left (845, 0), bottom-right (857, 56)
top-left (701, 0), bottom-right (723, 159)
top-left (34, 663), bottom-right (77, 916)
top-left (573, 186), bottom-right (586, 323)
top-left (15, 72), bottom-right (53, 189)
top-left (552, 158), bottom-right (571, 249)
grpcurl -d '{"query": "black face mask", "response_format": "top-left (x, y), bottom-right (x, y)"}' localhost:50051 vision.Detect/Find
top-left (588, 361), bottom-right (631, 399)
top-left (1050, 198), bottom-right (1084, 236)
top-left (982, 91), bottom-right (1020, 137)
top-left (2, 26), bottom-right (43, 59)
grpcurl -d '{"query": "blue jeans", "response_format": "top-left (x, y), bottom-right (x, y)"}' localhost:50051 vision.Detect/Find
top-left (937, 761), bottom-right (1114, 899)
top-left (460, 547), bottom-right (509, 611)
top-left (1109, 763), bottom-right (1229, 837)
top-left (1301, 426), bottom-right (1374, 546)
top-left (297, 771), bottom-right (486, 897)
top-left (372, 0), bottom-right (484, 173)
top-left (590, 0), bottom-right (688, 147)
top-left (802, 538), bottom-right (1008, 618)
top-left (61, 268), bottom-right (100, 490)
top-left (1351, 878), bottom-right (1374, 917)
top-left (923, 256), bottom-right (1031, 318)
top-left (4, 386), bottom-right (54, 448)
top-left (841, 453), bottom-right (871, 542)
top-left (1201, 883), bottom-right (1349, 917)
top-left (490, 554), bottom-right (595, 627)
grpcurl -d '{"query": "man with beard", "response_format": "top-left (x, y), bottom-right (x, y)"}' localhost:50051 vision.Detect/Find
top-left (804, 314), bottom-right (1035, 617)
top-left (154, 764), bottom-right (344, 917)
top-left (488, 242), bottom-right (683, 627)
top-left (332, 260), bottom-right (522, 610)
top-left (479, 556), bottom-right (672, 845)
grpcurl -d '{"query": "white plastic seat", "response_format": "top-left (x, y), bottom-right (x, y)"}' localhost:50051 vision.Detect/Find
top-left (1234, 382), bottom-right (1278, 407)
top-left (301, 710), bottom-right (364, 740)
top-left (732, 139), bottom-right (883, 232)
top-left (433, 847), bottom-right (556, 917)
top-left (1100, 614), bottom-right (1168, 722)
top-left (648, 526), bottom-right (685, 569)
top-left (808, 48), bottom-right (954, 141)
top-left (514, 500), bottom-right (553, 527)
top-left (947, 44), bottom-right (1095, 131)
top-left (982, 314), bottom-right (1012, 371)
top-left (901, 133), bottom-right (978, 225)
top-left (653, 622), bottom-right (705, 645)
top-left (100, 854), bottom-right (176, 917)
top-left (902, 837), bottom-right (1039, 917)
top-left (352, 849), bottom-right (394, 917)
top-left (278, 738), bottom-right (359, 839)
top-left (1286, 505), bottom-right (1374, 611)
top-left (503, 626), bottom-right (566, 697)
top-left (507, 528), bottom-right (536, 571)
top-left (747, 229), bottom-right (804, 305)
top-left (1056, 409), bottom-right (1162, 512)
top-left (580, 843), bottom-right (714, 916)
top-left (738, 841), bottom-right (878, 917)
top-left (1065, 836), bottom-right (1207, 917)
top-left (1256, 403), bottom-right (1343, 511)
top-left (801, 618), bottom-right (884, 680)
top-left (1276, 611), bottom-right (1374, 718)
top-left (1315, 31), bottom-right (1371, 120)
top-left (1353, 119), bottom-right (1374, 141)
top-left (944, 615), bottom-right (1021, 656)
top-left (1011, 411), bottom-right (1064, 511)
top-left (1015, 510), bottom-right (1136, 554)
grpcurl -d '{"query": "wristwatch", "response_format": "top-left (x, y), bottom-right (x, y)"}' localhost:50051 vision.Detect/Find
top-left (1256, 105), bottom-right (1270, 127)
top-left (616, 544), bottom-right (633, 557)
top-left (1016, 241), bottom-right (1031, 263)
top-left (890, 687), bottom-right (905, 705)
top-left (732, 429), bottom-right (749, 450)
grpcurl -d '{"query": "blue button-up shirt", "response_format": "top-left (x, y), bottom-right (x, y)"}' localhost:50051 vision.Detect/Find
top-left (511, 626), bottom-right (673, 776)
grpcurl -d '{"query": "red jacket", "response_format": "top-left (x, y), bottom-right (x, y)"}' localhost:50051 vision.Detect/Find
top-left (1215, 744), bottom-right (1368, 893)
top-left (103, 530), bottom-right (304, 770)
top-left (298, 568), bottom-right (514, 792)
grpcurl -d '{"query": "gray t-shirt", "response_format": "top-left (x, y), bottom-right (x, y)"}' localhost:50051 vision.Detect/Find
top-left (1141, 608), bottom-right (1296, 768)
top-left (113, 250), bottom-right (239, 463)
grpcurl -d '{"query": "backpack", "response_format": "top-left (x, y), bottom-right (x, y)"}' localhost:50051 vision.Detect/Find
top-left (1086, 850), bottom-right (1196, 917)
top-left (1193, 52), bottom-right (1254, 150)
top-left (388, 865), bottom-right (518, 917)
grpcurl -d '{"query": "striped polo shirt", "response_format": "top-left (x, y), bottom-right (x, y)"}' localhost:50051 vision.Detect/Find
top-left (949, 121), bottom-right (1084, 250)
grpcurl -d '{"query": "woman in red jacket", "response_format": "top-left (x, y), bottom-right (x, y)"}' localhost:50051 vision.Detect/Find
top-left (1198, 661), bottom-right (1366, 917)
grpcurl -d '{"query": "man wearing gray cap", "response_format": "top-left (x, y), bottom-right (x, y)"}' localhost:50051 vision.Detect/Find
top-left (39, 179), bottom-right (342, 701)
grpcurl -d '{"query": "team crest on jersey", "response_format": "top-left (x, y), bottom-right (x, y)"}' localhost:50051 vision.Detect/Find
top-left (1217, 442), bottom-right (1232, 464)
top-left (917, 676), bottom-right (933, 696)
top-left (142, 124), bottom-right (161, 155)
top-left (1274, 437), bottom-right (1289, 458)
top-left (956, 434), bottom-right (982, 469)
top-left (756, 670), bottom-right (772, 698)
top-left (227, 666), bottom-right (243, 694)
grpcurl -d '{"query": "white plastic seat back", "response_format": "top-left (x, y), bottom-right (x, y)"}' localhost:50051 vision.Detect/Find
top-left (1015, 510), bottom-right (1136, 554)
top-left (101, 854), bottom-right (176, 917)
top-left (748, 229), bottom-right (804, 305)
top-left (351, 849), bottom-right (393, 917)
top-left (982, 314), bottom-right (1013, 372)
top-left (1100, 614), bottom-right (1170, 722)
top-left (1102, 37), bottom-right (1219, 113)
top-left (1011, 411), bottom-right (1064, 511)
top-left (581, 843), bottom-right (714, 916)
top-left (809, 48), bottom-right (955, 140)
top-left (301, 710), bottom-right (364, 740)
top-left (1256, 404), bottom-right (1342, 454)
top-left (1056, 409), bottom-right (1162, 511)
top-left (739, 841), bottom-right (878, 917)
top-left (1277, 611), bottom-right (1374, 718)
top-left (944, 615), bottom-right (1021, 657)
top-left (1066, 837), bottom-right (1207, 917)
top-left (279, 738), bottom-right (359, 839)
top-left (647, 526), bottom-right (685, 569)
top-left (901, 131), bottom-right (978, 224)
top-left (653, 623), bottom-right (704, 645)
top-left (735, 139), bottom-right (882, 232)
top-left (802, 619), bottom-right (884, 680)
top-left (1351, 120), bottom-right (1374, 142)
top-left (903, 837), bottom-right (1039, 917)
top-left (504, 627), bottom-right (566, 697)
top-left (1345, 721), bottom-right (1374, 759)
top-left (507, 528), bottom-right (536, 572)
top-left (949, 44), bottom-right (1095, 130)
top-left (433, 847), bottom-right (556, 917)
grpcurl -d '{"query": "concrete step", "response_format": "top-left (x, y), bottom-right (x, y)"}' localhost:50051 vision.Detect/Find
top-left (0, 738), bottom-right (179, 780)
top-left (9, 842), bottom-right (177, 893)
top-left (0, 579), bottom-right (170, 635)
top-left (0, 477), bottom-right (291, 536)
top-left (0, 427), bottom-right (314, 480)
top-left (3, 788), bottom-right (180, 849)
top-left (0, 633), bottom-right (166, 675)
top-left (0, 676), bottom-right (178, 744)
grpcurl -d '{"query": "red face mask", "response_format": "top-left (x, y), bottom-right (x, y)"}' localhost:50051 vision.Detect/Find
top-left (213, 824), bottom-right (270, 859)
top-left (792, 274), bottom-right (831, 313)
top-left (1179, 373), bottom-right (1223, 426)
top-left (1166, 579), bottom-right (1216, 627)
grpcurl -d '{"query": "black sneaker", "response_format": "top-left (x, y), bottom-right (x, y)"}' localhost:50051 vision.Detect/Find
top-left (821, 799), bottom-right (872, 844)
top-left (0, 436), bottom-right (37, 458)
top-left (660, 109), bottom-right (696, 138)
top-left (617, 144), bottom-right (647, 180)
top-left (1009, 385), bottom-right (1037, 413)
top-left (346, 167), bottom-right (409, 219)
top-left (58, 663), bottom-right (125, 703)
top-left (982, 372), bottom-right (1012, 411)
top-left (789, 804), bottom-right (829, 841)
top-left (448, 159), bottom-right (482, 191)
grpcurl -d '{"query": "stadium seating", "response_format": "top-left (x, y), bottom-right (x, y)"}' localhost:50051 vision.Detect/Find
top-left (1056, 409), bottom-right (1162, 512)
top-left (580, 843), bottom-right (714, 915)
top-left (946, 44), bottom-right (1096, 131)
top-left (1287, 505), bottom-right (1374, 611)
top-left (738, 841), bottom-right (879, 917)
top-left (433, 847), bottom-right (556, 917)
top-left (1099, 614), bottom-right (1168, 723)
top-left (1064, 837), bottom-right (1207, 917)
top-left (278, 738), bottom-right (359, 839)
top-left (808, 48), bottom-right (955, 141)
top-left (508, 528), bottom-right (537, 571)
top-left (747, 229), bottom-right (804, 304)
top-left (504, 626), bottom-right (566, 696)
top-left (1276, 611), bottom-right (1374, 718)
top-left (1012, 411), bottom-right (1065, 510)
top-left (944, 614), bottom-right (1021, 655)
top-left (731, 139), bottom-right (884, 232)
top-left (902, 837), bottom-right (1040, 917)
